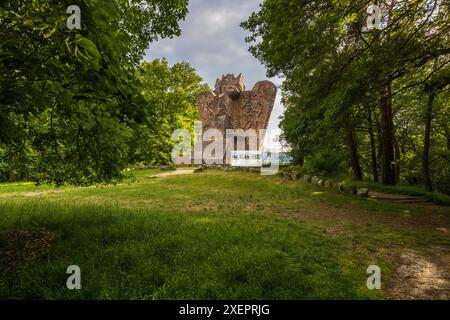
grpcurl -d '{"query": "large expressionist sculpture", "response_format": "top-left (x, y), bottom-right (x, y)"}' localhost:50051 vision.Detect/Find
top-left (196, 74), bottom-right (277, 164)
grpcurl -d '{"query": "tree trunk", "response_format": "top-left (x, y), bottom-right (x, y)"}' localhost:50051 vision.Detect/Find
top-left (379, 84), bottom-right (396, 185)
top-left (367, 108), bottom-right (379, 182)
top-left (423, 92), bottom-right (435, 192)
top-left (394, 139), bottom-right (401, 183)
top-left (346, 128), bottom-right (363, 180)
top-left (377, 122), bottom-right (383, 172)
top-left (446, 129), bottom-right (450, 151)
top-left (295, 154), bottom-right (304, 166)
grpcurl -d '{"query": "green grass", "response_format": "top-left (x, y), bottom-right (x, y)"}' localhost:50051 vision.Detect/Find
top-left (0, 202), bottom-right (380, 299)
top-left (0, 170), bottom-right (448, 299)
top-left (0, 168), bottom-right (160, 194)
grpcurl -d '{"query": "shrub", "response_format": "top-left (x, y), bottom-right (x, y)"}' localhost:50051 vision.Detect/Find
top-left (300, 151), bottom-right (344, 177)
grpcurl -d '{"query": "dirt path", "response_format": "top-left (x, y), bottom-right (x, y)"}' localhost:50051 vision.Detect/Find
top-left (387, 248), bottom-right (450, 299)
top-left (281, 201), bottom-right (450, 235)
top-left (150, 169), bottom-right (195, 178)
top-left (279, 198), bottom-right (450, 299)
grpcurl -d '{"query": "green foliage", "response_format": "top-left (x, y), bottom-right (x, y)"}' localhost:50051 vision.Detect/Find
top-left (128, 59), bottom-right (209, 165)
top-left (433, 156), bottom-right (450, 195)
top-left (243, 0), bottom-right (450, 191)
top-left (300, 151), bottom-right (346, 177)
top-left (0, 0), bottom-right (189, 185)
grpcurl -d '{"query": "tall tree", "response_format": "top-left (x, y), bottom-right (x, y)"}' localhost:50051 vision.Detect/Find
top-left (242, 0), bottom-right (449, 186)
top-left (0, 0), bottom-right (189, 185)
top-left (129, 59), bottom-right (208, 165)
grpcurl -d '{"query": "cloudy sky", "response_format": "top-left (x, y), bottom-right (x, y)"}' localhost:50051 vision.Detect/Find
top-left (144, 0), bottom-right (284, 151)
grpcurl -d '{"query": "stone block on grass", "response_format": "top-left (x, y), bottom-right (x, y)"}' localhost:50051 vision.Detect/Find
top-left (283, 172), bottom-right (292, 180)
top-left (357, 188), bottom-right (369, 197)
top-left (194, 165), bottom-right (203, 173)
top-left (291, 172), bottom-right (301, 180)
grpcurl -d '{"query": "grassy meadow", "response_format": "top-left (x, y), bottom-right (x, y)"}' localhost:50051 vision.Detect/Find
top-left (0, 169), bottom-right (449, 299)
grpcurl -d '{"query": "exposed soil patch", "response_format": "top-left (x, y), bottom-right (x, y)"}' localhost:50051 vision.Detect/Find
top-left (279, 201), bottom-right (450, 235)
top-left (277, 199), bottom-right (450, 299)
top-left (386, 249), bottom-right (450, 300)
top-left (0, 228), bottom-right (57, 273)
top-left (21, 190), bottom-right (65, 197)
top-left (0, 190), bottom-right (66, 198)
top-left (150, 169), bottom-right (195, 178)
